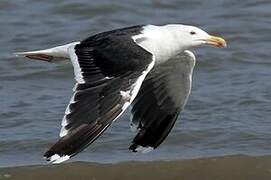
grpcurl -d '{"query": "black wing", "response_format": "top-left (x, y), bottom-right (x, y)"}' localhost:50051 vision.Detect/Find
top-left (129, 51), bottom-right (195, 152)
top-left (44, 27), bottom-right (154, 163)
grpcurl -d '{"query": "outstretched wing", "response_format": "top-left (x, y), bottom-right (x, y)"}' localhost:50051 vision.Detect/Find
top-left (129, 50), bottom-right (195, 153)
top-left (44, 28), bottom-right (154, 163)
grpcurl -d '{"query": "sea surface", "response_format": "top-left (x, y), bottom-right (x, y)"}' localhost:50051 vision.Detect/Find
top-left (1, 0), bottom-right (271, 169)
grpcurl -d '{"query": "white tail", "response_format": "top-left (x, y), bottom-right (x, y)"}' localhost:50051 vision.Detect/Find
top-left (15, 42), bottom-right (79, 62)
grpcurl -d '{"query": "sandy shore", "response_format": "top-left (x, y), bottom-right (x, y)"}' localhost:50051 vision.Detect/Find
top-left (1, 155), bottom-right (271, 180)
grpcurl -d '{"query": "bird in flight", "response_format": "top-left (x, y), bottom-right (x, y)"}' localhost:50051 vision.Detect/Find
top-left (16, 24), bottom-right (226, 164)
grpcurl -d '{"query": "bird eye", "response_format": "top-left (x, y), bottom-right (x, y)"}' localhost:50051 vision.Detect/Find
top-left (190, 31), bottom-right (196, 35)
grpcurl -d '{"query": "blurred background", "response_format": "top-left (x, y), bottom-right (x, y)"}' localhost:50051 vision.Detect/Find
top-left (1, 0), bottom-right (271, 168)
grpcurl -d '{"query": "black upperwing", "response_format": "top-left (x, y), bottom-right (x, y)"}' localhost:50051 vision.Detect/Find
top-left (44, 26), bottom-right (154, 163)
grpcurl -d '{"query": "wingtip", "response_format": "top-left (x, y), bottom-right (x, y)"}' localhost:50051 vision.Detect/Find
top-left (44, 153), bottom-right (70, 164)
top-left (129, 144), bottom-right (154, 154)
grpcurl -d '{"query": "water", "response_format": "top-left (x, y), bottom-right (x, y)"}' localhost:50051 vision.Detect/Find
top-left (1, 0), bottom-right (271, 168)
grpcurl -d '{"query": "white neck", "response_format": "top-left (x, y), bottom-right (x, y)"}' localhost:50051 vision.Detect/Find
top-left (132, 25), bottom-right (185, 64)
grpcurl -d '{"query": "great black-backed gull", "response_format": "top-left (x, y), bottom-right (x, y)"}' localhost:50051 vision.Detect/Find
top-left (16, 24), bottom-right (226, 164)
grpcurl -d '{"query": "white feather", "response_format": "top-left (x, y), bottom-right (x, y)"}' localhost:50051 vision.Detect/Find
top-left (132, 25), bottom-right (181, 64)
top-left (48, 154), bottom-right (70, 164)
top-left (135, 146), bottom-right (154, 153)
top-left (15, 42), bottom-right (79, 59)
top-left (68, 43), bottom-right (85, 84)
top-left (114, 59), bottom-right (155, 121)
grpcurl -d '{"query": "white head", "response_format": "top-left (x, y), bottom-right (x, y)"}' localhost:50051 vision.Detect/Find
top-left (163, 24), bottom-right (227, 50)
top-left (133, 24), bottom-right (226, 62)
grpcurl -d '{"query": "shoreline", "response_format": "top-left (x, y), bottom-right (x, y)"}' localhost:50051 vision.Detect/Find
top-left (1, 155), bottom-right (271, 180)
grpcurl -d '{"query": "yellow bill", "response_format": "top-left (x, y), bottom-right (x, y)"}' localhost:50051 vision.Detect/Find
top-left (206, 36), bottom-right (227, 48)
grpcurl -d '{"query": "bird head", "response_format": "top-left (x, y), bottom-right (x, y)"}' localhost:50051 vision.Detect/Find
top-left (165, 24), bottom-right (227, 49)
